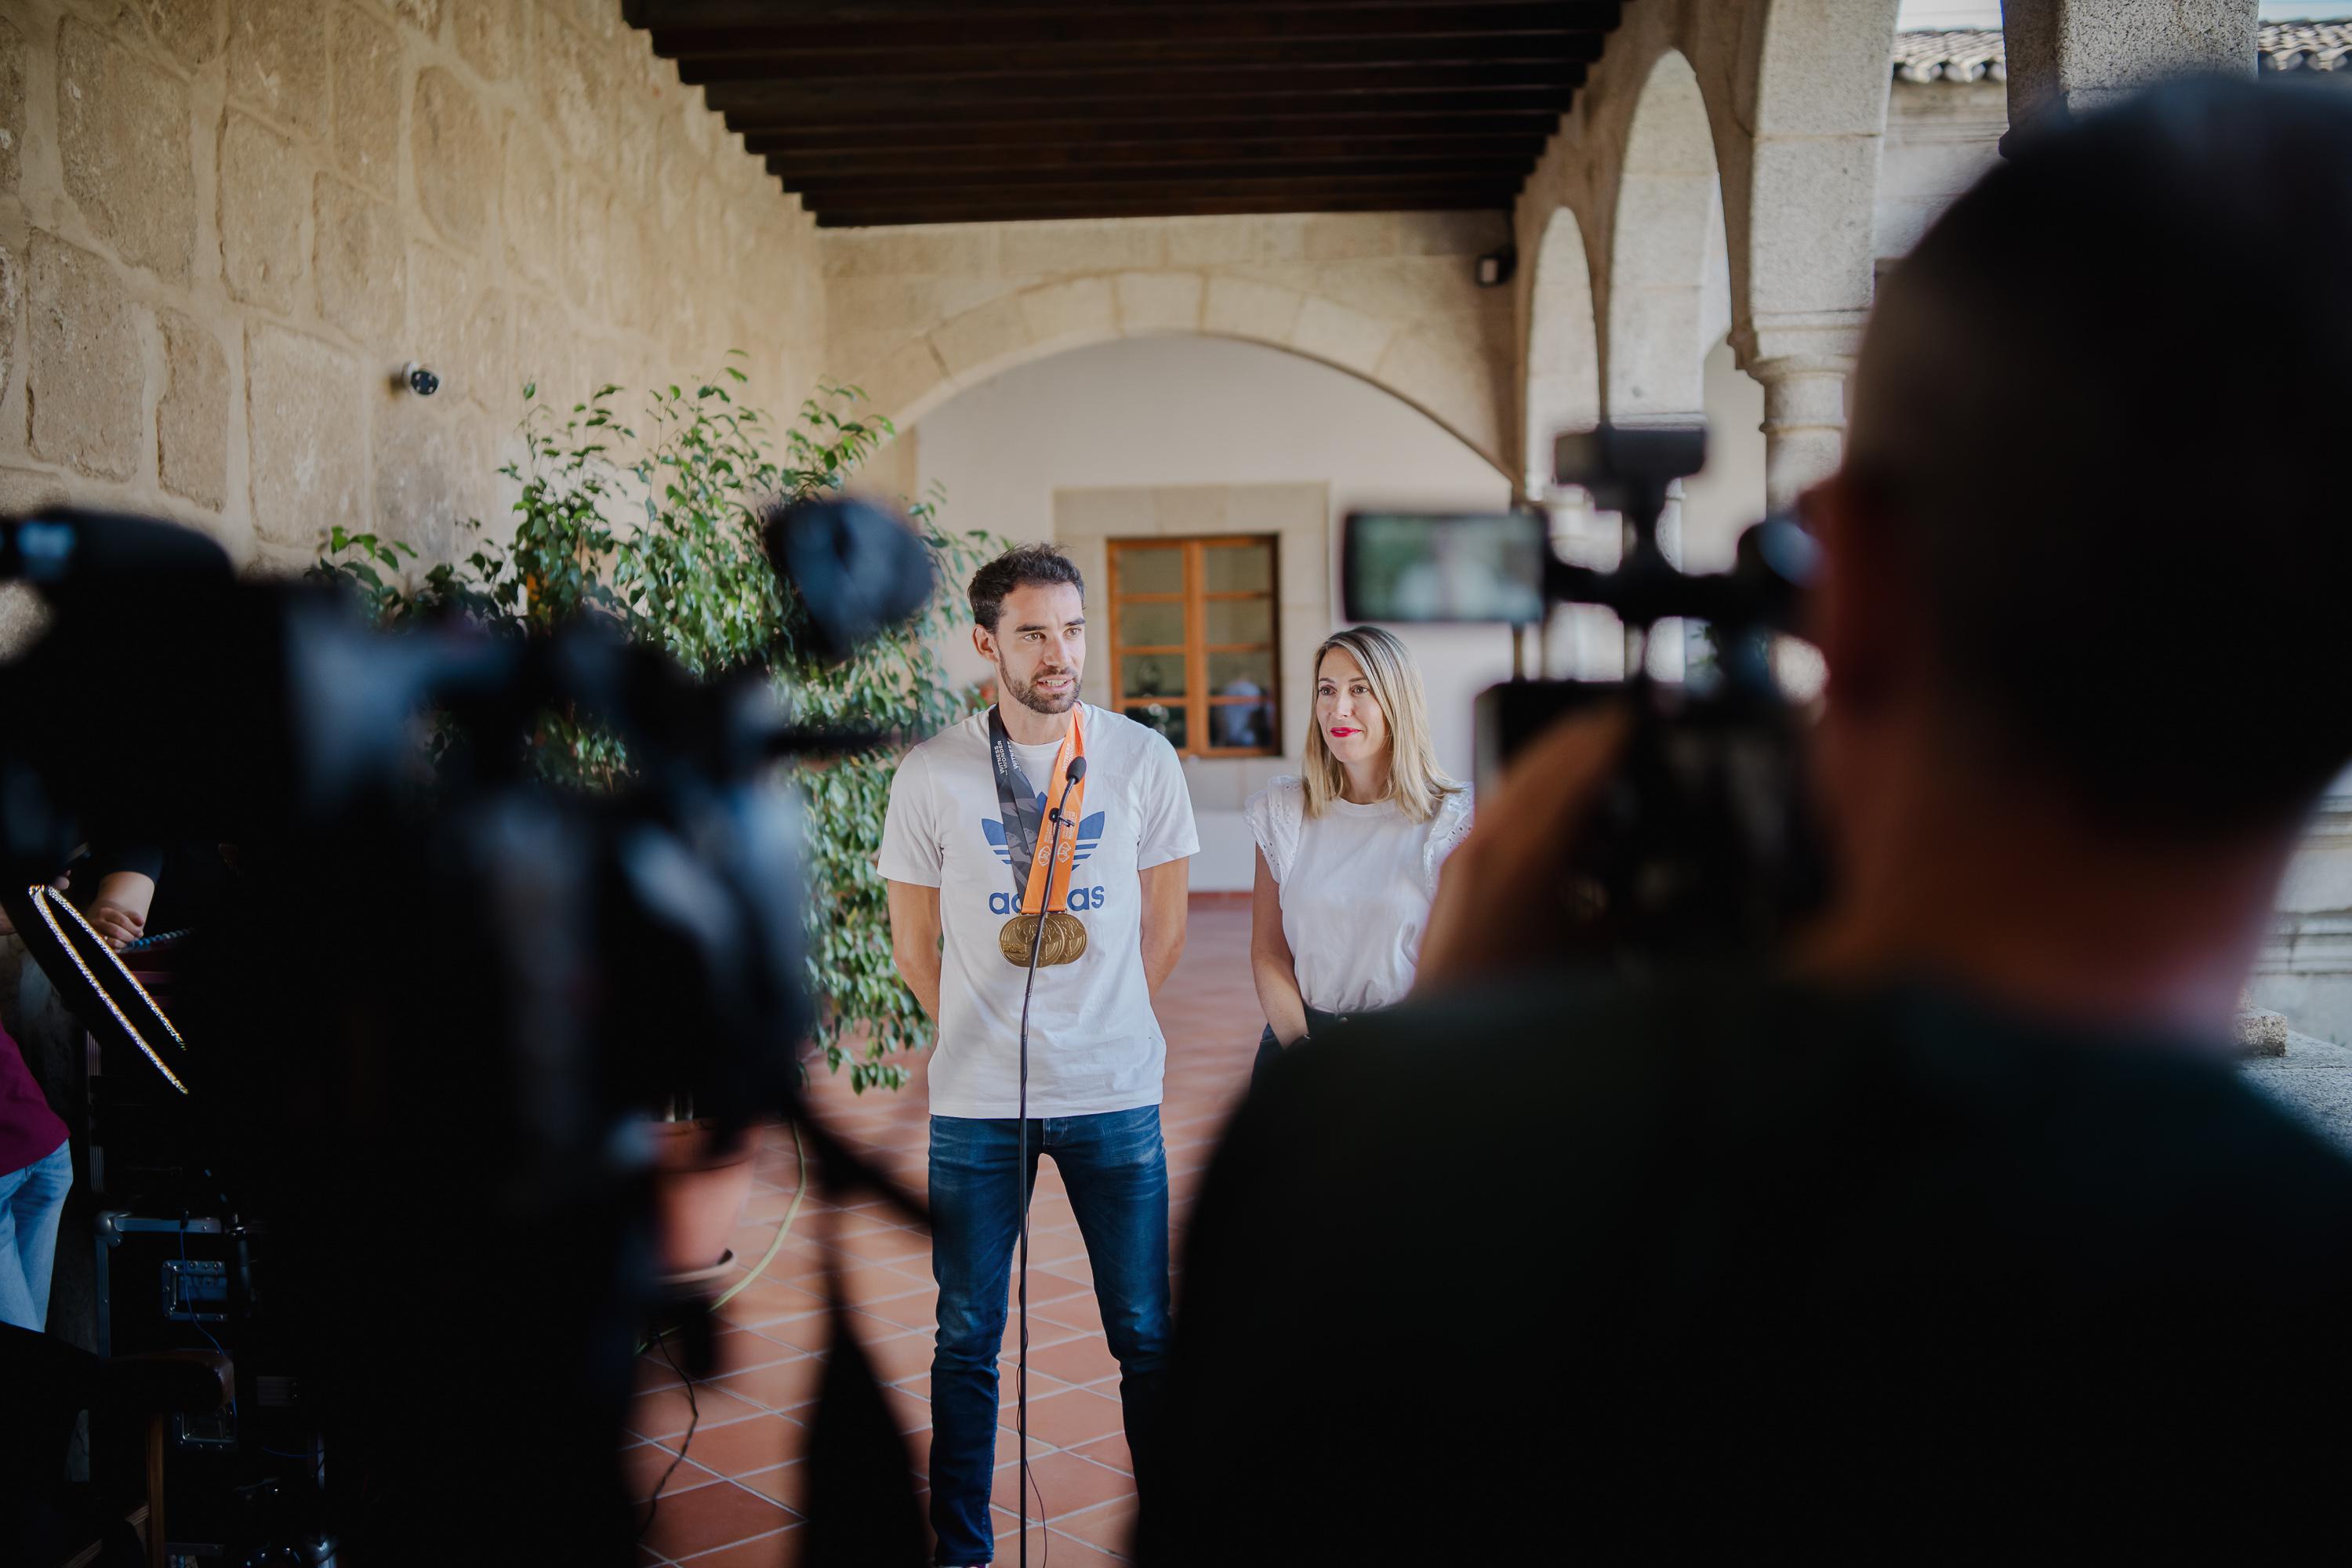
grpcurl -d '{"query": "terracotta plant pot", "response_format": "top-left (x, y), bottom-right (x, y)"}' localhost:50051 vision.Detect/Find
top-left (648, 1118), bottom-right (759, 1280)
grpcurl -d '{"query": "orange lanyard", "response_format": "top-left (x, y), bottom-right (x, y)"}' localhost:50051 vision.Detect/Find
top-left (1018, 711), bottom-right (1086, 916)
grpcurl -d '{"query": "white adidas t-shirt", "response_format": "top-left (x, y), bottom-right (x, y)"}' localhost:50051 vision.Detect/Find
top-left (1245, 776), bottom-right (1473, 1014)
top-left (877, 704), bottom-right (1199, 1119)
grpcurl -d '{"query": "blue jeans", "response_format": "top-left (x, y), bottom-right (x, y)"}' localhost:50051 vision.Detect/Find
top-left (0, 1140), bottom-right (72, 1332)
top-left (927, 1106), bottom-right (1171, 1566)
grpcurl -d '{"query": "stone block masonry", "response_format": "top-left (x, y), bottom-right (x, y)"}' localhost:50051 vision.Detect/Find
top-left (0, 0), bottom-right (828, 628)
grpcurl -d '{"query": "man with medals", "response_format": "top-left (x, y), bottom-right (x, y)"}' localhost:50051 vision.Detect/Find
top-left (879, 543), bottom-right (1196, 1568)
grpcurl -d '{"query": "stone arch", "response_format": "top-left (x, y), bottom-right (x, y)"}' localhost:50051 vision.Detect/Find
top-left (1520, 205), bottom-right (1602, 496)
top-left (840, 267), bottom-right (1515, 482)
top-left (1722, 0), bottom-right (1903, 505)
top-left (1604, 49), bottom-right (1728, 426)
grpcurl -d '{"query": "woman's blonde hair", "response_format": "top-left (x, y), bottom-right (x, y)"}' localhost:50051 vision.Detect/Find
top-left (1301, 626), bottom-right (1461, 822)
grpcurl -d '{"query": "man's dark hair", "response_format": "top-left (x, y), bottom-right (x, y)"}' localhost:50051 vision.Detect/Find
top-left (1848, 77), bottom-right (2352, 834)
top-left (968, 543), bottom-right (1084, 633)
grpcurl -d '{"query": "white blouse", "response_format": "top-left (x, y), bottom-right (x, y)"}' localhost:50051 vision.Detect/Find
top-left (1243, 776), bottom-right (1473, 1015)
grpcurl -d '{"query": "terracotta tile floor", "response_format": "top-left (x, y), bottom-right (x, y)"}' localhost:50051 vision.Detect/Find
top-left (629, 895), bottom-right (1260, 1566)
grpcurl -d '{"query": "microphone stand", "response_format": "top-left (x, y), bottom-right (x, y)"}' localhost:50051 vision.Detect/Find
top-left (1016, 757), bottom-right (1083, 1568)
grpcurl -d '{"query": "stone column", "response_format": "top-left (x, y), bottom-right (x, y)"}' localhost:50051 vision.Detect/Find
top-left (1751, 355), bottom-right (1849, 514)
top-left (1735, 322), bottom-right (1863, 514)
top-left (2000, 0), bottom-right (2258, 144)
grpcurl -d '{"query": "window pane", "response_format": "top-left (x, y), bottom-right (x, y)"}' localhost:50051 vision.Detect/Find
top-left (1117, 601), bottom-right (1185, 648)
top-left (1203, 542), bottom-right (1273, 593)
top-left (1122, 653), bottom-right (1185, 698)
top-left (1203, 597), bottom-right (1272, 646)
top-left (1208, 700), bottom-right (1277, 751)
top-left (1116, 546), bottom-right (1185, 595)
top-left (1208, 649), bottom-right (1275, 692)
top-left (1125, 702), bottom-right (1187, 750)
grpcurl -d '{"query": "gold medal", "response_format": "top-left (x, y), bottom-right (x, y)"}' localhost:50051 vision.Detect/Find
top-left (1000, 911), bottom-right (1088, 967)
top-left (989, 706), bottom-right (1091, 967)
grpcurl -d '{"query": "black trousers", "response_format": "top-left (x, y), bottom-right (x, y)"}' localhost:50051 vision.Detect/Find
top-left (1250, 1006), bottom-right (1348, 1091)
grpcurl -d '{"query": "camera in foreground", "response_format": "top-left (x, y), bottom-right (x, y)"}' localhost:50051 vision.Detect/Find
top-left (1341, 424), bottom-right (1826, 962)
top-left (0, 500), bottom-right (931, 1566)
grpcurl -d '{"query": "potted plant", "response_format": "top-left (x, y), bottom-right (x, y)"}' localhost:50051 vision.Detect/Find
top-left (316, 361), bottom-right (996, 1277)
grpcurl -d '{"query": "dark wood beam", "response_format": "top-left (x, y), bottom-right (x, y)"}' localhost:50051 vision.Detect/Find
top-left (623, 2), bottom-right (1629, 230)
top-left (720, 85), bottom-right (1583, 131)
top-left (808, 193), bottom-right (1517, 228)
top-left (741, 113), bottom-right (1564, 154)
top-left (648, 1), bottom-right (1617, 50)
top-left (763, 135), bottom-right (1548, 176)
top-left (633, 0), bottom-right (1610, 24)
top-left (807, 172), bottom-right (1517, 209)
top-left (779, 158), bottom-right (1530, 196)
top-left (700, 62), bottom-right (1584, 117)
top-left (676, 33), bottom-right (1605, 84)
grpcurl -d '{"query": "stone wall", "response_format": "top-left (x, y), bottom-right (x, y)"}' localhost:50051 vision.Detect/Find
top-left (823, 210), bottom-right (1518, 477)
top-left (0, 0), bottom-right (826, 604)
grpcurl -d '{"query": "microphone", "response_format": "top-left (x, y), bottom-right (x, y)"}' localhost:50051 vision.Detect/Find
top-left (1052, 755), bottom-right (1087, 820)
top-left (1017, 747), bottom-right (1083, 1568)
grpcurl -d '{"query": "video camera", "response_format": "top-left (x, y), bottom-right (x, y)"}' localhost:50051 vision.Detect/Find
top-left (0, 502), bottom-right (934, 1566)
top-left (1343, 425), bottom-right (1828, 960)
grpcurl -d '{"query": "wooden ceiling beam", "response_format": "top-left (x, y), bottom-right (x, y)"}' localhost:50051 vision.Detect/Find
top-left (779, 158), bottom-right (1530, 196)
top-left (651, 3), bottom-right (1619, 55)
top-left (631, 0), bottom-right (1613, 25)
top-left (623, 1), bottom-right (1631, 228)
top-left (762, 136), bottom-right (1548, 176)
top-left (720, 85), bottom-right (1582, 131)
top-left (700, 61), bottom-right (1584, 116)
top-left (808, 193), bottom-right (1518, 229)
top-left (676, 33), bottom-right (1605, 84)
top-left (808, 172), bottom-right (1518, 209)
top-left (740, 113), bottom-right (1563, 154)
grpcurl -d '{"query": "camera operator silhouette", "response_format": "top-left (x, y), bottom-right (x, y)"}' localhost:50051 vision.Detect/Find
top-left (1146, 77), bottom-right (2352, 1560)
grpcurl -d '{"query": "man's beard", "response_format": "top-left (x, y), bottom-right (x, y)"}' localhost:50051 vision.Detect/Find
top-left (999, 659), bottom-right (1080, 716)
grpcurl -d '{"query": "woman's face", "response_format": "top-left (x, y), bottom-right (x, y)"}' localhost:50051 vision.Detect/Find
top-left (1316, 647), bottom-right (1388, 771)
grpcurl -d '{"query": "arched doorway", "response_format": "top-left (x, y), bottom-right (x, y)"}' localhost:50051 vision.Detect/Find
top-left (902, 334), bottom-right (1515, 890)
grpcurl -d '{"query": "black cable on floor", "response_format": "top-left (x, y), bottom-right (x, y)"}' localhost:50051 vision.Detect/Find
top-left (637, 1327), bottom-right (700, 1548)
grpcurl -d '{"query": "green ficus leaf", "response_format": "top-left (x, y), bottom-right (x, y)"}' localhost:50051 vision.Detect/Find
top-left (310, 361), bottom-right (1000, 1093)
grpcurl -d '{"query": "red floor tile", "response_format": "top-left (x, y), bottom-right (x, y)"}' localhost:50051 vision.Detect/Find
top-left (1048, 1494), bottom-right (1143, 1553)
top-left (673, 1528), bottom-right (798, 1566)
top-left (857, 1290), bottom-right (941, 1332)
top-left (623, 1438), bottom-right (719, 1501)
top-left (630, 1384), bottom-right (767, 1442)
top-left (1029, 1332), bottom-right (1120, 1388)
top-left (637, 1478), bottom-right (796, 1562)
top-left (1069, 1432), bottom-right (1133, 1475)
top-left (825, 1224), bottom-right (935, 1265)
top-left (684, 1326), bottom-right (803, 1378)
top-left (713, 1279), bottom-right (826, 1330)
top-left (1009, 1387), bottom-right (1126, 1449)
top-left (863, 1328), bottom-right (943, 1384)
top-left (1031, 1292), bottom-right (1106, 1336)
top-left (999, 1448), bottom-right (1136, 1515)
top-left (711, 1353), bottom-right (828, 1414)
top-left (733, 1459), bottom-right (809, 1513)
top-left (993, 1507), bottom-right (1138, 1564)
top-left (736, 1309), bottom-right (833, 1356)
top-left (671, 1411), bottom-right (805, 1480)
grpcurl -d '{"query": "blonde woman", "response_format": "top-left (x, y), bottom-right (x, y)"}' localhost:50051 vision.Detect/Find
top-left (1243, 626), bottom-right (1472, 1083)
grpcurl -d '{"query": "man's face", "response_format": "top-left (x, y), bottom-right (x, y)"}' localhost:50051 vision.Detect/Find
top-left (976, 581), bottom-right (1086, 717)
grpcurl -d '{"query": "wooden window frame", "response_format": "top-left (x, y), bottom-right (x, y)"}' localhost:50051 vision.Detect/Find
top-left (1105, 535), bottom-right (1281, 759)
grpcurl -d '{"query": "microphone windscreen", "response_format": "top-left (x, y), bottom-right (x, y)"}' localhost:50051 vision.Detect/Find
top-left (763, 498), bottom-right (934, 662)
top-left (1065, 756), bottom-right (1087, 782)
